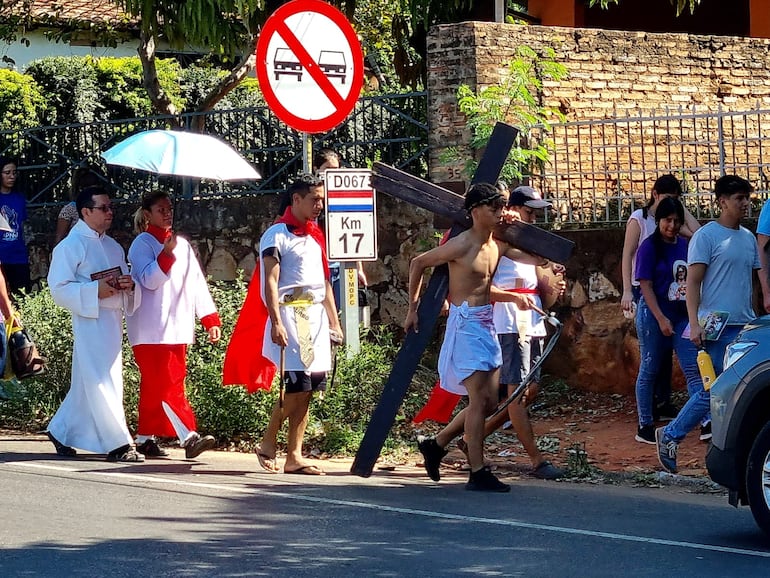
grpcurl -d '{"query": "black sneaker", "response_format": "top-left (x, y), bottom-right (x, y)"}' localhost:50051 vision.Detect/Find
top-left (466, 466), bottom-right (511, 492)
top-left (417, 435), bottom-right (448, 481)
top-left (47, 431), bottom-right (76, 457)
top-left (635, 425), bottom-right (656, 445)
top-left (106, 445), bottom-right (145, 463)
top-left (184, 433), bottom-right (216, 459)
top-left (136, 438), bottom-right (169, 458)
top-left (653, 402), bottom-right (679, 422)
top-left (699, 422), bottom-right (712, 442)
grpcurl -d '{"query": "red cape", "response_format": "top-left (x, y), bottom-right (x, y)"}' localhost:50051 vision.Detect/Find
top-left (412, 381), bottom-right (462, 424)
top-left (222, 208), bottom-right (329, 393)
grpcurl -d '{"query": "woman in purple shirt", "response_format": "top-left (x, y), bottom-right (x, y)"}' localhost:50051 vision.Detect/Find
top-left (633, 197), bottom-right (703, 444)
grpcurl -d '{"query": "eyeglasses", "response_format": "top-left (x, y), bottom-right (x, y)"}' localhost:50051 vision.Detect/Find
top-left (1, 170), bottom-right (18, 176)
top-left (90, 204), bottom-right (114, 213)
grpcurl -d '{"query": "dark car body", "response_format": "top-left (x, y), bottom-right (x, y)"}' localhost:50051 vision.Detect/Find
top-left (706, 316), bottom-right (770, 536)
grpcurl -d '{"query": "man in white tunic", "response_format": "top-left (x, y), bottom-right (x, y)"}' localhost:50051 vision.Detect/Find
top-left (46, 186), bottom-right (144, 462)
top-left (225, 174), bottom-right (343, 475)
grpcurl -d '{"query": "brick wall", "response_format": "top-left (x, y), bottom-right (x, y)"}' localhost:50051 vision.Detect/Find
top-left (427, 22), bottom-right (770, 199)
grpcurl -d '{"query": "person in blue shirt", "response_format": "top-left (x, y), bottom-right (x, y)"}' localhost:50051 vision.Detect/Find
top-left (0, 157), bottom-right (30, 295)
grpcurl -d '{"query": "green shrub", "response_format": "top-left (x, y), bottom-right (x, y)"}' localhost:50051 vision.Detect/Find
top-left (94, 57), bottom-right (184, 119)
top-left (309, 326), bottom-right (435, 454)
top-left (0, 69), bottom-right (47, 134)
top-left (1, 280), bottom-right (435, 456)
top-left (25, 55), bottom-right (184, 124)
top-left (24, 56), bottom-right (102, 124)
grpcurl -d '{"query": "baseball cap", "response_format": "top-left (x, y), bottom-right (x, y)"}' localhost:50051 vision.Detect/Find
top-left (464, 183), bottom-right (505, 211)
top-left (508, 185), bottom-right (551, 209)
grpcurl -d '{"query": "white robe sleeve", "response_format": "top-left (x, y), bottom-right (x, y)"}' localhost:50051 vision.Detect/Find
top-left (189, 244), bottom-right (218, 321)
top-left (128, 233), bottom-right (170, 291)
top-left (48, 241), bottom-right (100, 319)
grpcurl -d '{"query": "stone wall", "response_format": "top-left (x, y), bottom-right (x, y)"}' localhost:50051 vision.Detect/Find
top-left (26, 198), bottom-right (677, 396)
top-left (26, 192), bottom-right (439, 331)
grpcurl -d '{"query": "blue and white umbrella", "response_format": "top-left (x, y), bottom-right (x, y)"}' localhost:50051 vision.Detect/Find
top-left (101, 129), bottom-right (261, 181)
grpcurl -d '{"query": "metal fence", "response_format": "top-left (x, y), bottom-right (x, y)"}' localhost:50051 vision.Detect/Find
top-left (0, 91), bottom-right (428, 207)
top-left (532, 106), bottom-right (770, 228)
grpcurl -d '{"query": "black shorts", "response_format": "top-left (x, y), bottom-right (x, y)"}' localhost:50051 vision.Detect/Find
top-left (283, 371), bottom-right (327, 394)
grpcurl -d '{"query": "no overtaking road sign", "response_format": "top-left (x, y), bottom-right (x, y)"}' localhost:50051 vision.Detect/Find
top-left (255, 0), bottom-right (364, 133)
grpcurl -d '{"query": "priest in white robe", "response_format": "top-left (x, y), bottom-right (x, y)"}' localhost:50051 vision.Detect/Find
top-left (46, 186), bottom-right (145, 463)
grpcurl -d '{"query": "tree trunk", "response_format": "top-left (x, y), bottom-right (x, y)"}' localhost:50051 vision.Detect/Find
top-left (138, 29), bottom-right (180, 124)
top-left (192, 50), bottom-right (257, 132)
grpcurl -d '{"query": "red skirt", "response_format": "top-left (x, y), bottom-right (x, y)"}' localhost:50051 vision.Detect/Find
top-left (133, 344), bottom-right (196, 437)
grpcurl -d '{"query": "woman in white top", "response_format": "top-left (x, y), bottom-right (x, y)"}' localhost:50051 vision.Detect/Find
top-left (126, 190), bottom-right (222, 460)
top-left (620, 174), bottom-right (699, 419)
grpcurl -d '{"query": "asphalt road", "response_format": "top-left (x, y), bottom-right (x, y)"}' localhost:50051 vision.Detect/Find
top-left (1, 434), bottom-right (769, 577)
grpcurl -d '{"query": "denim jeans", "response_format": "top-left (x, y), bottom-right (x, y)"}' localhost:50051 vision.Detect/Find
top-left (663, 325), bottom-right (743, 442)
top-left (635, 299), bottom-right (702, 427)
top-left (633, 286), bottom-right (673, 406)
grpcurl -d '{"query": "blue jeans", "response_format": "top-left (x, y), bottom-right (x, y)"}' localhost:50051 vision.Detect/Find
top-left (635, 299), bottom-right (703, 427)
top-left (663, 325), bottom-right (742, 442)
top-left (633, 286), bottom-right (672, 406)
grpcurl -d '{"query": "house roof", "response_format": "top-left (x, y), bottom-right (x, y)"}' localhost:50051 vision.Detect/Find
top-left (1, 0), bottom-right (137, 26)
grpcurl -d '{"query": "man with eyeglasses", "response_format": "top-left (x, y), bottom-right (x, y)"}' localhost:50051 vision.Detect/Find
top-left (0, 156), bottom-right (31, 295)
top-left (46, 186), bottom-right (146, 463)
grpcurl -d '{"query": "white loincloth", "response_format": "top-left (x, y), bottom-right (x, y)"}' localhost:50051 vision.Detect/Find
top-left (438, 302), bottom-right (502, 395)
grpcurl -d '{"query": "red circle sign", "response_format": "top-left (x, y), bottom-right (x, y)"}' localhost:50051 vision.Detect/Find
top-left (256, 0), bottom-right (364, 134)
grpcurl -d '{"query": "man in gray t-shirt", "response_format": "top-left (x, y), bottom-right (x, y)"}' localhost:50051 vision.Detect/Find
top-left (656, 175), bottom-right (759, 474)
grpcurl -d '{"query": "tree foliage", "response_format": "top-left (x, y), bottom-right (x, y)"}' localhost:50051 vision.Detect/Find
top-left (588, 0), bottom-right (701, 16)
top-left (111, 0), bottom-right (265, 120)
top-left (0, 68), bottom-right (46, 132)
top-left (450, 45), bottom-right (567, 183)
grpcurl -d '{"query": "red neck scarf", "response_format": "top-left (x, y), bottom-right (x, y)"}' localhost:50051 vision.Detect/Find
top-left (146, 223), bottom-right (171, 244)
top-left (275, 207), bottom-right (330, 279)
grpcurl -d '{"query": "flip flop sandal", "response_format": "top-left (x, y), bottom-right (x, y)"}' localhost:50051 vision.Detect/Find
top-left (256, 447), bottom-right (280, 473)
top-left (284, 464), bottom-right (325, 475)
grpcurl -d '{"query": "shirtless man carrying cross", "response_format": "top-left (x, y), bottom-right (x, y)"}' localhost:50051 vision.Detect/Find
top-left (404, 183), bottom-right (546, 492)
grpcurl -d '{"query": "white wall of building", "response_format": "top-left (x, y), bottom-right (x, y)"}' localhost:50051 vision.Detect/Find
top-left (1, 30), bottom-right (139, 71)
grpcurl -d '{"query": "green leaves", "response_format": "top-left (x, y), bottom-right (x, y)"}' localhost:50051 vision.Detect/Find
top-left (588, 0), bottom-right (701, 16)
top-left (0, 69), bottom-right (46, 133)
top-left (453, 45), bottom-right (567, 182)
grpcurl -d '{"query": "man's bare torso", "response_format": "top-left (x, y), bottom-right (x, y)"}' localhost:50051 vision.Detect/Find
top-left (447, 229), bottom-right (505, 307)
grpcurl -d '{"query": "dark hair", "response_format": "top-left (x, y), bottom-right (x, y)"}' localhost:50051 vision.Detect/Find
top-left (714, 174), bottom-right (753, 198)
top-left (140, 189), bottom-right (171, 211)
top-left (312, 148), bottom-right (341, 172)
top-left (649, 196), bottom-right (685, 260)
top-left (71, 165), bottom-right (107, 200)
top-left (0, 156), bottom-right (17, 170)
top-left (76, 185), bottom-right (109, 218)
top-left (464, 182), bottom-right (505, 212)
top-left (277, 173), bottom-right (324, 216)
top-left (643, 174), bottom-right (683, 218)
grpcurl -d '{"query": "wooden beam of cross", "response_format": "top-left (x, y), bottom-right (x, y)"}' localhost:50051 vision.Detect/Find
top-left (351, 122), bottom-right (575, 477)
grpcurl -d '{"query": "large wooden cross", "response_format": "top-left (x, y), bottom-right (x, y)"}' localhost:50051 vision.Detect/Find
top-left (350, 123), bottom-right (575, 477)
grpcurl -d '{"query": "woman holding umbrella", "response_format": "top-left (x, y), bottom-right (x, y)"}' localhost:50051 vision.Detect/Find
top-left (126, 190), bottom-right (221, 459)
